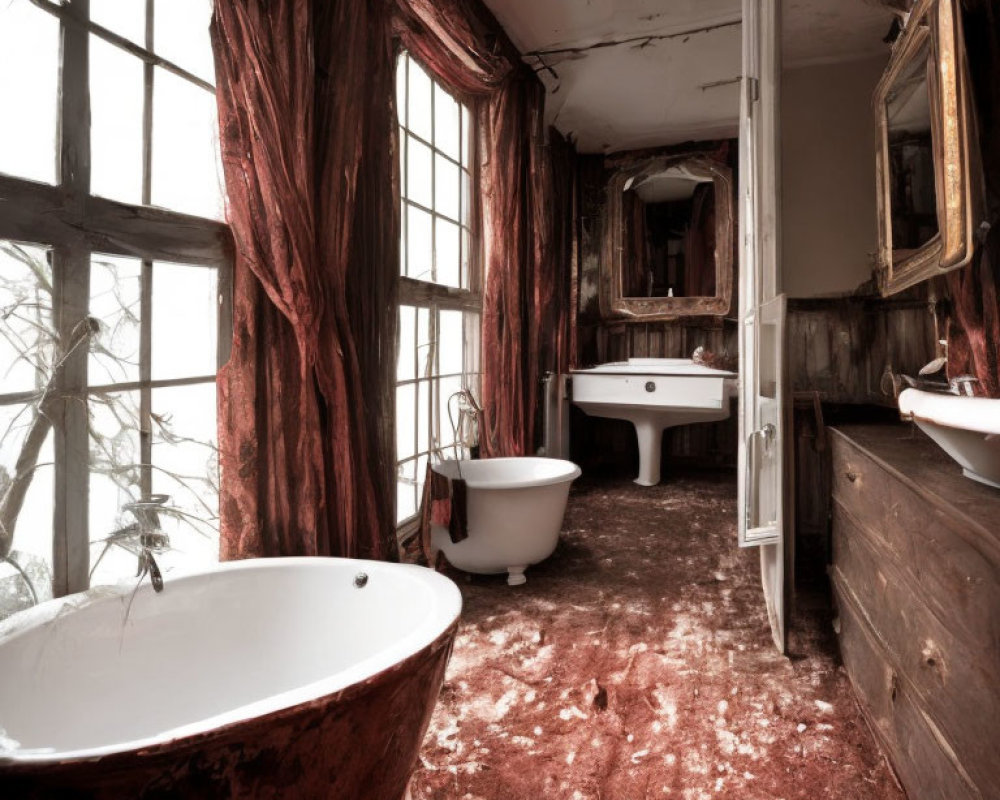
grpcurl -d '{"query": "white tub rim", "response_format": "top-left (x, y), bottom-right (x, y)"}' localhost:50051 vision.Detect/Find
top-left (0, 556), bottom-right (461, 766)
top-left (431, 456), bottom-right (582, 490)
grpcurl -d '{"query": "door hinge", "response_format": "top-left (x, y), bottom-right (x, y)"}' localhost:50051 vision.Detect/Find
top-left (745, 76), bottom-right (760, 104)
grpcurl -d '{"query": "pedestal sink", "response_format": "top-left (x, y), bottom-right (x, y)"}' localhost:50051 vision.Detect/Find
top-left (571, 358), bottom-right (738, 486)
top-left (899, 388), bottom-right (1000, 489)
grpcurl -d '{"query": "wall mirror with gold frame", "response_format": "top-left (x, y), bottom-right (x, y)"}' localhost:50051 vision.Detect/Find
top-left (874, 0), bottom-right (979, 295)
top-left (600, 155), bottom-right (734, 321)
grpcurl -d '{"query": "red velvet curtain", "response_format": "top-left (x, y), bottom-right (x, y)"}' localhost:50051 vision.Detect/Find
top-left (947, 0), bottom-right (1000, 397)
top-left (395, 0), bottom-right (573, 457)
top-left (947, 231), bottom-right (1000, 397)
top-left (211, 0), bottom-right (399, 560)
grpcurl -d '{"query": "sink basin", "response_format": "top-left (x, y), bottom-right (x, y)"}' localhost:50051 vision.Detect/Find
top-left (571, 358), bottom-right (737, 486)
top-left (899, 388), bottom-right (1000, 489)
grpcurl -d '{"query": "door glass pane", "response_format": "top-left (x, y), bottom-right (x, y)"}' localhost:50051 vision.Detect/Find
top-left (151, 261), bottom-right (218, 381)
top-left (90, 37), bottom-right (145, 205)
top-left (0, 404), bottom-right (54, 620)
top-left (88, 389), bottom-right (142, 586)
top-left (151, 68), bottom-right (224, 220)
top-left (154, 0), bottom-right (215, 84)
top-left (91, 0), bottom-right (146, 47)
top-left (0, 1), bottom-right (59, 184)
top-left (89, 255), bottom-right (142, 386)
top-left (149, 382), bottom-right (219, 575)
top-left (0, 242), bottom-right (54, 397)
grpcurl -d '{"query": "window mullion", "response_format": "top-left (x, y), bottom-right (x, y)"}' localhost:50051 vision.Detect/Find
top-left (142, 0), bottom-right (154, 208)
top-left (139, 260), bottom-right (153, 499)
top-left (51, 0), bottom-right (92, 597)
top-left (138, 0), bottom-right (154, 501)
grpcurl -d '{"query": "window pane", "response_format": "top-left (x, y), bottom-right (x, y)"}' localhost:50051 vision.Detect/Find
top-left (417, 379), bottom-right (429, 455)
top-left (90, 37), bottom-right (145, 205)
top-left (435, 218), bottom-right (460, 289)
top-left (154, 0), bottom-right (215, 84)
top-left (406, 206), bottom-right (433, 282)
top-left (396, 459), bottom-right (416, 524)
top-left (89, 255), bottom-right (141, 386)
top-left (396, 383), bottom-right (415, 461)
top-left (0, 242), bottom-right (54, 397)
top-left (395, 54), bottom-right (408, 128)
top-left (439, 310), bottom-right (464, 376)
top-left (88, 389), bottom-right (143, 586)
top-left (0, 1), bottom-right (59, 184)
top-left (150, 382), bottom-right (219, 574)
top-left (438, 375), bottom-right (463, 451)
top-left (433, 83), bottom-right (460, 161)
top-left (151, 261), bottom-right (218, 381)
top-left (461, 169), bottom-right (471, 227)
top-left (91, 0), bottom-right (146, 47)
top-left (406, 137), bottom-right (432, 209)
top-left (397, 305), bottom-right (415, 382)
top-left (417, 307), bottom-right (432, 377)
top-left (435, 156), bottom-right (459, 221)
top-left (407, 58), bottom-right (433, 142)
top-left (0, 404), bottom-right (54, 619)
top-left (151, 68), bottom-right (224, 220)
top-left (461, 105), bottom-right (471, 169)
top-left (461, 229), bottom-right (471, 289)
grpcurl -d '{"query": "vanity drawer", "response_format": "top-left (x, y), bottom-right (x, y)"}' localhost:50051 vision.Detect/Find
top-left (830, 435), bottom-right (1000, 650)
top-left (832, 505), bottom-right (1000, 797)
top-left (832, 578), bottom-right (979, 800)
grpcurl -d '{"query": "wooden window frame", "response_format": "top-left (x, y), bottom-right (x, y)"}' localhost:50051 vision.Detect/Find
top-left (0, 0), bottom-right (231, 598)
top-left (395, 51), bottom-right (481, 538)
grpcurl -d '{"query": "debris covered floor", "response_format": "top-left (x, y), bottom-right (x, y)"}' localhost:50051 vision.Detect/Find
top-left (410, 472), bottom-right (902, 799)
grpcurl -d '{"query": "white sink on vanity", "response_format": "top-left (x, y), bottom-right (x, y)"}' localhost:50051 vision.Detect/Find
top-left (571, 358), bottom-right (737, 486)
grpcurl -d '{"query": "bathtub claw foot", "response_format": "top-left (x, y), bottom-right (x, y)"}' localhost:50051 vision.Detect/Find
top-left (507, 566), bottom-right (527, 586)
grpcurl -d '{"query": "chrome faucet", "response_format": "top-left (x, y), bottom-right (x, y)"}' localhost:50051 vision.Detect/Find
top-left (949, 375), bottom-right (978, 397)
top-left (90, 494), bottom-right (171, 592)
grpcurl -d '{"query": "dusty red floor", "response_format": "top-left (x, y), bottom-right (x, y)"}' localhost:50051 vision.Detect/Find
top-left (409, 472), bottom-right (903, 800)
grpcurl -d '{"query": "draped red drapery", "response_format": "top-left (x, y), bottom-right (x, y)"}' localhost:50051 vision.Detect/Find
top-left (395, 0), bottom-right (574, 458)
top-left (947, 0), bottom-right (1000, 398)
top-left (210, 0), bottom-right (399, 560)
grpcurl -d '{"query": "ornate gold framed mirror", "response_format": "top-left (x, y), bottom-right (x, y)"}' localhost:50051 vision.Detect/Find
top-left (874, 0), bottom-right (979, 295)
top-left (600, 155), bottom-right (734, 321)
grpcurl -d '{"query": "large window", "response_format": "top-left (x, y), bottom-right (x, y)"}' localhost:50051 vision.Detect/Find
top-left (0, 0), bottom-right (228, 619)
top-left (395, 53), bottom-right (480, 528)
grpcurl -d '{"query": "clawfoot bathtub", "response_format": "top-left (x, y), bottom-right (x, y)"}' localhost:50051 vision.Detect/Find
top-left (0, 557), bottom-right (461, 799)
top-left (431, 457), bottom-right (582, 586)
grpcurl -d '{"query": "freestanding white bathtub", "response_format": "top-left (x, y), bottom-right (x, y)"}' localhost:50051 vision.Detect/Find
top-left (431, 457), bottom-right (582, 586)
top-left (0, 557), bottom-right (461, 799)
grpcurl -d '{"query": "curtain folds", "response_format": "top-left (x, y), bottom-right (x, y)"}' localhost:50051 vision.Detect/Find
top-left (211, 0), bottom-right (398, 560)
top-left (396, 0), bottom-right (573, 457)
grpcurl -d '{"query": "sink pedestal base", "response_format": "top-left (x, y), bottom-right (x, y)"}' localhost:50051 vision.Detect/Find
top-left (633, 419), bottom-right (667, 487)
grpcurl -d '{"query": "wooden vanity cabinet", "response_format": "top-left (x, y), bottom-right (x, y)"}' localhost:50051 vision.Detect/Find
top-left (829, 425), bottom-right (1000, 800)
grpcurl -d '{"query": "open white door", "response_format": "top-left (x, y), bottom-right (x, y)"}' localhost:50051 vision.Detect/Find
top-left (738, 0), bottom-right (791, 653)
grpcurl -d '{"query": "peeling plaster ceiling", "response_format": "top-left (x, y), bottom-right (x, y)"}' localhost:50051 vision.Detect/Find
top-left (783, 0), bottom-right (896, 69)
top-left (482, 0), bottom-right (742, 153)
top-left (482, 0), bottom-right (897, 154)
